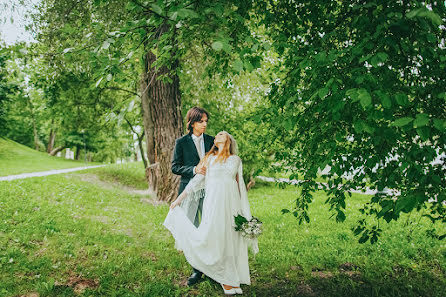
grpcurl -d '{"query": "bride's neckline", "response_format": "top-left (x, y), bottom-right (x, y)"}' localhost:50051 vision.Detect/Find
top-left (210, 154), bottom-right (236, 159)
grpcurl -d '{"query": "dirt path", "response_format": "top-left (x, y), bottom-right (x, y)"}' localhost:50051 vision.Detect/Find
top-left (0, 165), bottom-right (107, 181)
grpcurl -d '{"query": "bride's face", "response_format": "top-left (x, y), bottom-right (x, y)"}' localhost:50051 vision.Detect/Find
top-left (214, 132), bottom-right (228, 145)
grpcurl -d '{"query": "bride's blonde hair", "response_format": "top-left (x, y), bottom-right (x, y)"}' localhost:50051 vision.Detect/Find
top-left (200, 131), bottom-right (235, 166)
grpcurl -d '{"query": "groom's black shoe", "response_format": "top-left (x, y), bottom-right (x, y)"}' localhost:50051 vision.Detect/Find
top-left (187, 269), bottom-right (203, 286)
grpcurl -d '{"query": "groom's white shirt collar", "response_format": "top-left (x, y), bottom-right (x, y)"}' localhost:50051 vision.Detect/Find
top-left (191, 133), bottom-right (203, 141)
top-left (191, 133), bottom-right (205, 175)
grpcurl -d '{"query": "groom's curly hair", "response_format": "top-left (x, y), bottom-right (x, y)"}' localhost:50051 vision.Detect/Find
top-left (186, 107), bottom-right (210, 133)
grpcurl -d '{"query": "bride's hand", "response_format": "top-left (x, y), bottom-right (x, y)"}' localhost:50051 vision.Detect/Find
top-left (170, 199), bottom-right (181, 210)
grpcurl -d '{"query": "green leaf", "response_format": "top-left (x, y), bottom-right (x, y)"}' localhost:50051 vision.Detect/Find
top-left (263, 42), bottom-right (271, 50)
top-left (106, 73), bottom-right (113, 81)
top-left (358, 89), bottom-right (372, 108)
top-left (346, 88), bottom-right (357, 97)
top-left (391, 117), bottom-right (413, 127)
top-left (151, 4), bottom-right (163, 15)
top-left (418, 10), bottom-right (442, 26)
top-left (370, 55), bottom-right (380, 67)
top-left (336, 211), bottom-right (346, 222)
top-left (376, 52), bottom-right (388, 62)
top-left (211, 41), bottom-right (223, 51)
top-left (243, 60), bottom-right (254, 72)
top-left (169, 11), bottom-right (178, 21)
top-left (177, 8), bottom-right (199, 18)
top-left (378, 92), bottom-right (391, 108)
top-left (222, 42), bottom-right (233, 54)
top-left (358, 230), bottom-right (369, 244)
top-left (233, 59), bottom-right (243, 72)
top-left (406, 8), bottom-right (422, 18)
top-left (394, 93), bottom-right (409, 106)
top-left (416, 127), bottom-right (430, 141)
top-left (413, 113), bottom-right (429, 128)
top-left (353, 120), bottom-right (364, 133)
top-left (346, 88), bottom-right (359, 102)
top-left (359, 53), bottom-right (373, 63)
top-left (318, 87), bottom-right (329, 99)
top-left (433, 119), bottom-right (446, 132)
top-left (426, 34), bottom-right (436, 43)
top-left (284, 118), bottom-right (293, 131)
top-left (395, 195), bottom-right (417, 213)
top-left (407, 7), bottom-right (442, 26)
top-left (281, 209), bottom-right (290, 214)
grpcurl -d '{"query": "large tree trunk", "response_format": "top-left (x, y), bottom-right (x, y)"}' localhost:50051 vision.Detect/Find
top-left (141, 73), bottom-right (156, 165)
top-left (141, 24), bottom-right (183, 202)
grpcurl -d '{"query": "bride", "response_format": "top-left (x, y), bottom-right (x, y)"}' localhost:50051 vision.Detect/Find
top-left (164, 131), bottom-right (258, 295)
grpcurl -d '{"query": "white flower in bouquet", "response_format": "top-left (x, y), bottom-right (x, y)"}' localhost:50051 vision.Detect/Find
top-left (234, 214), bottom-right (263, 239)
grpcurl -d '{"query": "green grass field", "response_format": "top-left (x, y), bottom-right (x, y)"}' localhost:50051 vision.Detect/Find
top-left (0, 162), bottom-right (445, 296)
top-left (0, 137), bottom-right (99, 177)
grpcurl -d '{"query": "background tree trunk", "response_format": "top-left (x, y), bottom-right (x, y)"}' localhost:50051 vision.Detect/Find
top-left (49, 146), bottom-right (65, 156)
top-left (27, 101), bottom-right (39, 151)
top-left (138, 131), bottom-right (148, 169)
top-left (140, 24), bottom-right (183, 202)
top-left (75, 145), bottom-right (81, 160)
top-left (47, 127), bottom-right (56, 153)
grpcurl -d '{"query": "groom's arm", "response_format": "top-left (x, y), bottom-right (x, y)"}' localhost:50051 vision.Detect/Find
top-left (171, 138), bottom-right (195, 178)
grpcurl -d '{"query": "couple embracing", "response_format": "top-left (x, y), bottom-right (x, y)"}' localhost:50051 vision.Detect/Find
top-left (163, 107), bottom-right (258, 295)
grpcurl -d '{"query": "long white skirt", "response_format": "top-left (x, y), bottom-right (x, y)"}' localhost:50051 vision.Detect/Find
top-left (163, 177), bottom-right (250, 287)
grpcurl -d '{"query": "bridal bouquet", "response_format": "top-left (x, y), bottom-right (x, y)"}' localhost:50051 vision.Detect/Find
top-left (234, 214), bottom-right (263, 239)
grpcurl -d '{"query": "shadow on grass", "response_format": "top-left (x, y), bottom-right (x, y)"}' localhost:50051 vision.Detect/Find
top-left (246, 269), bottom-right (445, 297)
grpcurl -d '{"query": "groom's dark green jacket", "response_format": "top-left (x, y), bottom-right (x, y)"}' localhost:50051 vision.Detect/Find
top-left (171, 133), bottom-right (214, 194)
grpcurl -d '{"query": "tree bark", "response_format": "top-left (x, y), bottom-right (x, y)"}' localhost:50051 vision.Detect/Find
top-left (75, 145), bottom-right (81, 160)
top-left (49, 146), bottom-right (66, 156)
top-left (27, 101), bottom-right (39, 151)
top-left (140, 73), bottom-right (156, 165)
top-left (140, 24), bottom-right (183, 202)
top-left (47, 128), bottom-right (56, 153)
top-left (124, 116), bottom-right (148, 169)
top-left (138, 130), bottom-right (148, 169)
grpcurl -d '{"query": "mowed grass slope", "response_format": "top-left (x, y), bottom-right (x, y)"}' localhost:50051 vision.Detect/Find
top-left (0, 137), bottom-right (97, 177)
top-left (0, 162), bottom-right (445, 297)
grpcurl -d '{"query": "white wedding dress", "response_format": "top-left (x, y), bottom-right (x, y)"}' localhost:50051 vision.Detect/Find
top-left (163, 155), bottom-right (258, 287)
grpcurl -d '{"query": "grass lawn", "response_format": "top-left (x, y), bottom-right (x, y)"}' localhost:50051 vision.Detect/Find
top-left (0, 162), bottom-right (445, 296)
top-left (0, 137), bottom-right (100, 177)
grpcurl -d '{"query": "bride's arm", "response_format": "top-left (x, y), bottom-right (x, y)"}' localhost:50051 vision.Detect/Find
top-left (236, 173), bottom-right (241, 197)
top-left (170, 173), bottom-right (205, 209)
top-left (170, 158), bottom-right (209, 209)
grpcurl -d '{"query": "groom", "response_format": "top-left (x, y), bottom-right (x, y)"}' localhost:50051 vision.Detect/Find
top-left (171, 106), bottom-right (214, 285)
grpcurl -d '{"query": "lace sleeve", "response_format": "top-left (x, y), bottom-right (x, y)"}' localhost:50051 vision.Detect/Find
top-left (183, 173), bottom-right (205, 196)
top-left (179, 161), bottom-right (207, 225)
top-left (236, 156), bottom-right (259, 254)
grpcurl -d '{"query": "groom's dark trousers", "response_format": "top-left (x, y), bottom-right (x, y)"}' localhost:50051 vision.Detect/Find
top-left (171, 131), bottom-right (214, 240)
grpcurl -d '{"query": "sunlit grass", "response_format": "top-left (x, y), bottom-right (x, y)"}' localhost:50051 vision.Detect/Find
top-left (0, 137), bottom-right (100, 176)
top-left (0, 163), bottom-right (444, 296)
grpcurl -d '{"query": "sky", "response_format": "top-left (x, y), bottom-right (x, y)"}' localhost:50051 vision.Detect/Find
top-left (0, 0), bottom-right (39, 45)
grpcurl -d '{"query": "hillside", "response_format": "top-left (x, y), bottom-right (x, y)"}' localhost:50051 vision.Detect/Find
top-left (0, 137), bottom-right (97, 176)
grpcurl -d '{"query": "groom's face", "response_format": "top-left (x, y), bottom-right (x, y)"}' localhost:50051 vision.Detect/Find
top-left (192, 114), bottom-right (208, 135)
